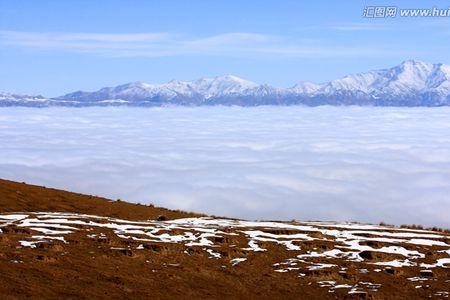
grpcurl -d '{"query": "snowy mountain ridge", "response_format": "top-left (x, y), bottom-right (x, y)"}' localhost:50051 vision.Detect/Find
top-left (2, 60), bottom-right (450, 107)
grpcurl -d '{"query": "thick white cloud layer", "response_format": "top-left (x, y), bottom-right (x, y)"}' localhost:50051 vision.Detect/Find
top-left (1, 106), bottom-right (449, 227)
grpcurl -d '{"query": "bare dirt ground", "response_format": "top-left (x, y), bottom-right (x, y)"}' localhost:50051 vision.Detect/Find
top-left (0, 179), bottom-right (449, 299)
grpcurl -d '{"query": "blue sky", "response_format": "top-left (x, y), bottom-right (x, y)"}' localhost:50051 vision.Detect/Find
top-left (1, 0), bottom-right (450, 96)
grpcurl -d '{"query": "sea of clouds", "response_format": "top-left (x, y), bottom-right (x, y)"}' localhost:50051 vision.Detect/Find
top-left (1, 106), bottom-right (449, 227)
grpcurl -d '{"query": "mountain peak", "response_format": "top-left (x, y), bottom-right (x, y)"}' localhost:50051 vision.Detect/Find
top-left (396, 60), bottom-right (434, 74)
top-left (217, 74), bottom-right (251, 82)
top-left (125, 81), bottom-right (153, 88)
top-left (400, 59), bottom-right (430, 67)
top-left (194, 74), bottom-right (256, 86)
top-left (290, 81), bottom-right (322, 94)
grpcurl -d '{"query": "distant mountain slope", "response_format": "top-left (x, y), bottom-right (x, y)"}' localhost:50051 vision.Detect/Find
top-left (0, 93), bottom-right (49, 106)
top-left (2, 60), bottom-right (450, 107)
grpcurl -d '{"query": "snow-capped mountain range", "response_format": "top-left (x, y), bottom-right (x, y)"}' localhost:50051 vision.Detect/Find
top-left (2, 60), bottom-right (450, 107)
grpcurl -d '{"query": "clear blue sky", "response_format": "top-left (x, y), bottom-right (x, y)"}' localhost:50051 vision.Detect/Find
top-left (1, 0), bottom-right (450, 96)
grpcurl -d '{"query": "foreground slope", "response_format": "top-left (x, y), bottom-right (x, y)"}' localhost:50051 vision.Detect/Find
top-left (0, 179), bottom-right (449, 299)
